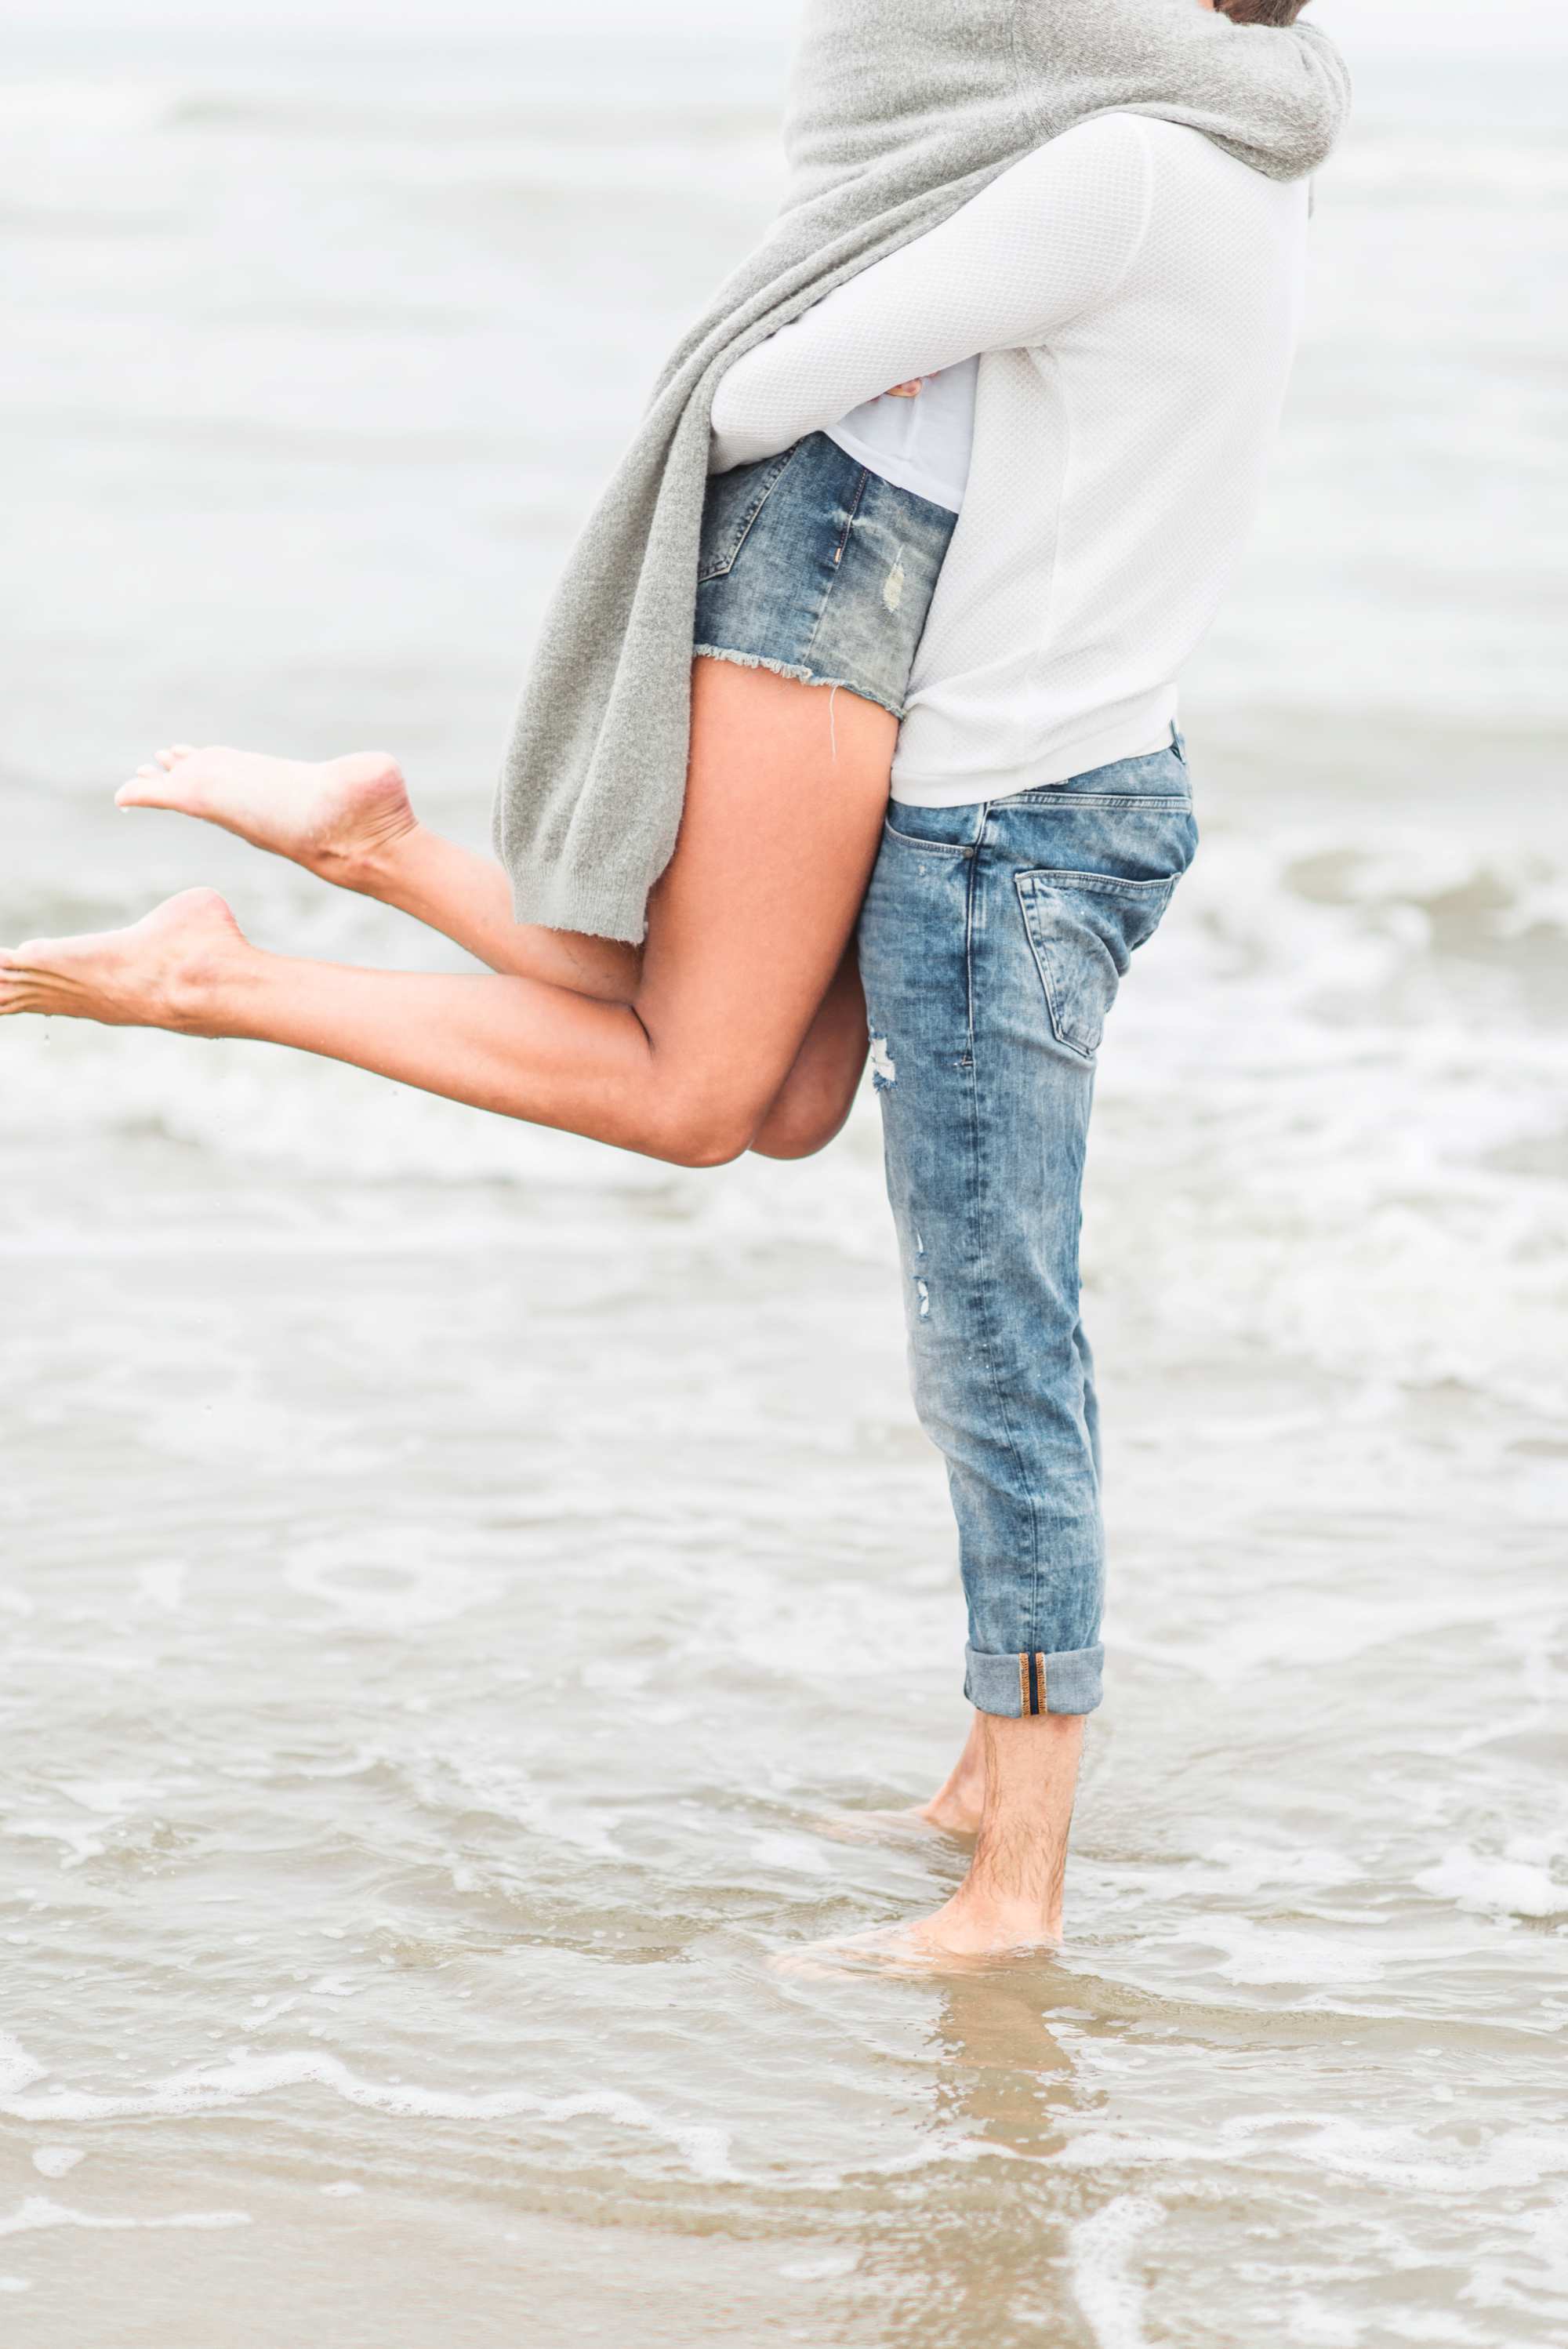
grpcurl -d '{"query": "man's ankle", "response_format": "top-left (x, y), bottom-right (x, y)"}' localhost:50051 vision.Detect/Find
top-left (946, 1874), bottom-right (1063, 1947)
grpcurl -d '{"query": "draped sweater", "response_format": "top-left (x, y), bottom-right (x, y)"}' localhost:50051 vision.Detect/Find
top-left (493, 0), bottom-right (1350, 943)
top-left (708, 114), bottom-right (1312, 802)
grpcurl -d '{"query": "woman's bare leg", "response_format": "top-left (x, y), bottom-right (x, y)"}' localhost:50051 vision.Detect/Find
top-left (748, 942), bottom-right (867, 1160)
top-left (118, 739), bottom-right (641, 1001)
top-left (2, 664), bottom-right (887, 1167)
top-left (114, 683), bottom-right (871, 1151)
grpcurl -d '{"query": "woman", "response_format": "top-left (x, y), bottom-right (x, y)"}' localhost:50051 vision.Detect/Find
top-left (1, 0), bottom-right (1343, 1177)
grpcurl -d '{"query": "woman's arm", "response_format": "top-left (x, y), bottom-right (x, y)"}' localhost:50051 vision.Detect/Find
top-left (710, 114), bottom-right (1151, 474)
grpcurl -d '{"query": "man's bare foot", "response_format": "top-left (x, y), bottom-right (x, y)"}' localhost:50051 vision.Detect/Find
top-left (0, 888), bottom-right (252, 1033)
top-left (780, 1713), bottom-right (1083, 1978)
top-left (811, 1804), bottom-right (975, 1847)
top-left (116, 745), bottom-right (416, 891)
top-left (773, 1893), bottom-right (1062, 1980)
top-left (812, 1718), bottom-right (986, 1844)
top-left (915, 1783), bottom-right (984, 1837)
top-left (916, 1712), bottom-right (987, 1834)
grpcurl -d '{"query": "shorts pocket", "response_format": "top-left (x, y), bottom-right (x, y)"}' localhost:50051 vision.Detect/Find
top-left (1015, 868), bottom-right (1176, 1061)
top-left (697, 443), bottom-right (802, 583)
top-left (881, 815), bottom-right (975, 855)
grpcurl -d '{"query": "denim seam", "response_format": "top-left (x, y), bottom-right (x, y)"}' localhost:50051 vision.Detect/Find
top-left (1001, 793), bottom-right (1193, 813)
top-left (800, 467), bottom-right (871, 669)
top-left (1018, 868), bottom-right (1177, 902)
top-left (881, 822), bottom-right (974, 856)
top-left (964, 827), bottom-right (1042, 1651)
top-left (1014, 875), bottom-right (1090, 1066)
top-left (964, 811), bottom-right (985, 1054)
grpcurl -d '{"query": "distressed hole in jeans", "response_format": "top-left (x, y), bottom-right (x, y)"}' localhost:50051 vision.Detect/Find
top-left (916, 1278), bottom-right (931, 1320)
top-left (869, 1034), bottom-right (897, 1088)
top-left (883, 546), bottom-right (906, 614)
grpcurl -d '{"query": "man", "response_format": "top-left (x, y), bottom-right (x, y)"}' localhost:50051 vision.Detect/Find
top-left (710, 0), bottom-right (1327, 1962)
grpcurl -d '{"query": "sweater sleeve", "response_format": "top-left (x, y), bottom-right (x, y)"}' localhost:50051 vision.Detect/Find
top-left (709, 115), bottom-right (1151, 474)
top-left (1014, 0), bottom-right (1351, 183)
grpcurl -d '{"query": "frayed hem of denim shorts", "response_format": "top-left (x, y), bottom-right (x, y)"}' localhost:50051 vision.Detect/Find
top-left (693, 643), bottom-right (906, 724)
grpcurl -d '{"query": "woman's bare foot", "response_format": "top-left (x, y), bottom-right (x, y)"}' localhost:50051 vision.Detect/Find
top-left (115, 745), bottom-right (416, 891)
top-left (0, 888), bottom-right (253, 1033)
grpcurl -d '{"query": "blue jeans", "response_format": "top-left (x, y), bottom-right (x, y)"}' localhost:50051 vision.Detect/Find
top-left (856, 744), bottom-right (1199, 1718)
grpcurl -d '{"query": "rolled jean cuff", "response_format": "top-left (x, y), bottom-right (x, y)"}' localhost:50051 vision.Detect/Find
top-left (964, 1643), bottom-right (1104, 1719)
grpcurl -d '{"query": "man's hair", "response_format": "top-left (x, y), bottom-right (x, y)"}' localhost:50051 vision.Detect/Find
top-left (1218, 0), bottom-right (1314, 24)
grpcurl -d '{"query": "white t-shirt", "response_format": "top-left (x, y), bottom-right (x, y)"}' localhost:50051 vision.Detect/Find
top-left (710, 114), bottom-right (1308, 804)
top-left (824, 358), bottom-right (978, 514)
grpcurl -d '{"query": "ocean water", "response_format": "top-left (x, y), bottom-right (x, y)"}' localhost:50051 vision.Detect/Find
top-left (2, 23), bottom-right (1566, 2347)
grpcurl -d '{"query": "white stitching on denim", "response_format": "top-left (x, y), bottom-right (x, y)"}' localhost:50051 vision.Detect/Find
top-left (1004, 793), bottom-right (1192, 812)
top-left (1018, 866), bottom-right (1178, 899)
top-left (963, 829), bottom-right (1040, 1645)
top-left (880, 822), bottom-right (971, 855)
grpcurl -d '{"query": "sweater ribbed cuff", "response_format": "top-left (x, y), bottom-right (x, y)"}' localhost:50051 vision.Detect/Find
top-left (506, 867), bottom-right (650, 947)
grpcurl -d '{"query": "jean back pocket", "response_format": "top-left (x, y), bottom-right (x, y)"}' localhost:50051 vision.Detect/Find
top-left (1015, 868), bottom-right (1176, 1061)
top-left (697, 445), bottom-right (801, 584)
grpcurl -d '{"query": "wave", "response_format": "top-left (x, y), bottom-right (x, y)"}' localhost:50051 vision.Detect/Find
top-left (0, 2042), bottom-right (739, 2180)
top-left (0, 2197), bottom-right (251, 2239)
top-left (3, 822), bottom-right (1562, 1410)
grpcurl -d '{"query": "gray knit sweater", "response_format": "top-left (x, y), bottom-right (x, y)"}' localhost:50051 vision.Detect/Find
top-left (494, 0), bottom-right (1350, 943)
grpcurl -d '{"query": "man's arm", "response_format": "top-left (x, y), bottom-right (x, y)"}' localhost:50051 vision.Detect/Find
top-left (710, 116), bottom-right (1151, 474)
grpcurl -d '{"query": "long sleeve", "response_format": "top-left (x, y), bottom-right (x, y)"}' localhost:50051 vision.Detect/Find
top-left (710, 114), bottom-right (1151, 475)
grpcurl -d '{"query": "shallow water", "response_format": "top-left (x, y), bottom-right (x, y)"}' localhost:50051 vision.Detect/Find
top-left (2, 20), bottom-right (1566, 2347)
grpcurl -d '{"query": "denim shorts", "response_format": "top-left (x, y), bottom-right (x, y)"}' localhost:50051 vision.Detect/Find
top-left (695, 433), bottom-right (959, 721)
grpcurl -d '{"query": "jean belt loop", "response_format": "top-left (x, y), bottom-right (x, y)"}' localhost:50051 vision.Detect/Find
top-left (1171, 721), bottom-right (1187, 763)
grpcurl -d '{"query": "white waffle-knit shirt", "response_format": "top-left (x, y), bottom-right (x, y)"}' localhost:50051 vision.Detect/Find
top-left (710, 113), bottom-right (1309, 804)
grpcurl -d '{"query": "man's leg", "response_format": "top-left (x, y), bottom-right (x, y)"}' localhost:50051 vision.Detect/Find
top-left (964, 1714), bottom-right (1085, 1941)
top-left (916, 1709), bottom-right (988, 1835)
top-left (844, 799), bottom-right (1101, 1954)
top-left (834, 761), bottom-right (1196, 1959)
